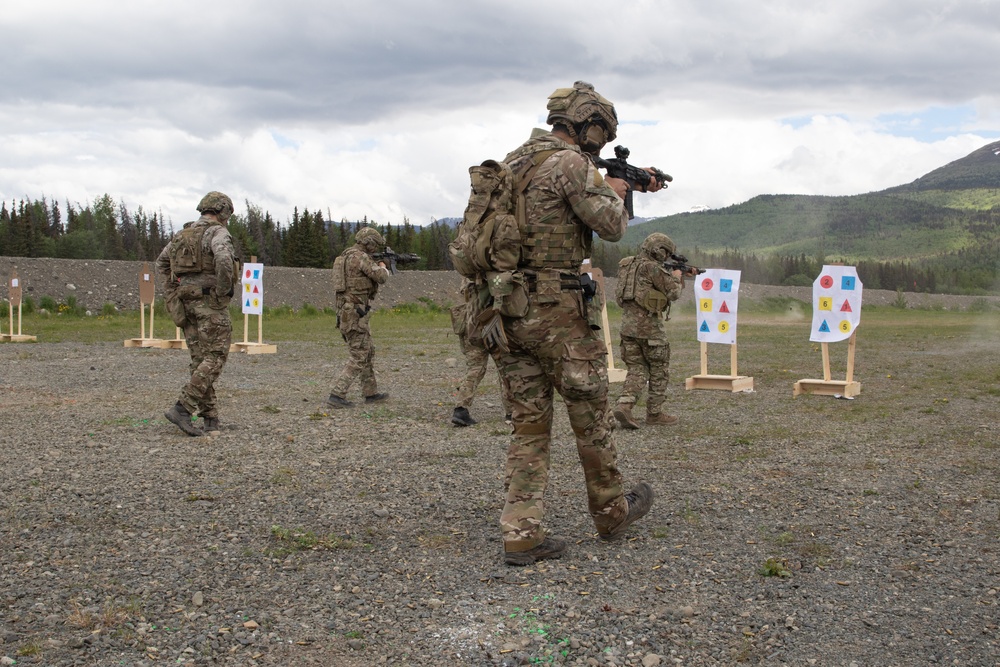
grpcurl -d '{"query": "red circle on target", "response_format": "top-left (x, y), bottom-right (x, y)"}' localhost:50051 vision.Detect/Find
top-left (820, 275), bottom-right (834, 289)
top-left (701, 278), bottom-right (714, 291)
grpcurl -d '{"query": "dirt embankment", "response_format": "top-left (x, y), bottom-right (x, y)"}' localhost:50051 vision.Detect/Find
top-left (2, 256), bottom-right (997, 312)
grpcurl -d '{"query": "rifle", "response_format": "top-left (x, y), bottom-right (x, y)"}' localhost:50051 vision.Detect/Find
top-left (591, 145), bottom-right (672, 219)
top-left (662, 253), bottom-right (704, 277)
top-left (372, 246), bottom-right (421, 274)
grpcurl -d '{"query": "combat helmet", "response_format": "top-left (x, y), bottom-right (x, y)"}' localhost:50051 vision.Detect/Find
top-left (546, 81), bottom-right (618, 152)
top-left (196, 191), bottom-right (234, 222)
top-left (640, 232), bottom-right (676, 263)
top-left (355, 226), bottom-right (385, 251)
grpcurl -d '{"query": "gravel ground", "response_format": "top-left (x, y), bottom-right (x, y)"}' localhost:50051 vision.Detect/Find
top-left (2, 289), bottom-right (999, 666)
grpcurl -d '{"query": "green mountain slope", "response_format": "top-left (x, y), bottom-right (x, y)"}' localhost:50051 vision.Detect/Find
top-left (624, 140), bottom-right (1000, 262)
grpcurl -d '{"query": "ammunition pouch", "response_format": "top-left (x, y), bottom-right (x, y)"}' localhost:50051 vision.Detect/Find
top-left (486, 271), bottom-right (529, 319)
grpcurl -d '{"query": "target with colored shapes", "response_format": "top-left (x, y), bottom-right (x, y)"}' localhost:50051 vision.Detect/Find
top-left (810, 265), bottom-right (863, 342)
top-left (694, 268), bottom-right (742, 344)
top-left (240, 262), bottom-right (265, 315)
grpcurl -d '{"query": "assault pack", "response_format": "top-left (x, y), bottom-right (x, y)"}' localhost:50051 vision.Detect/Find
top-left (447, 150), bottom-right (559, 351)
top-left (169, 221), bottom-right (209, 276)
top-left (448, 151), bottom-right (558, 280)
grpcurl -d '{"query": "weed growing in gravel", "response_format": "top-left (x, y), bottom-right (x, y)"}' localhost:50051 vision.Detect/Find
top-left (758, 557), bottom-right (791, 577)
top-left (16, 639), bottom-right (43, 657)
top-left (267, 524), bottom-right (360, 557)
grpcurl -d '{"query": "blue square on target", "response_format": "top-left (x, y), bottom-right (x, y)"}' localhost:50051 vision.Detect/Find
top-left (253, 269), bottom-right (261, 280)
top-left (841, 275), bottom-right (856, 290)
top-left (720, 279), bottom-right (733, 293)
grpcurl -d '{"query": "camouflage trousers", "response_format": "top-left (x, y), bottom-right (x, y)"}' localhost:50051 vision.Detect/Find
top-left (455, 333), bottom-right (512, 416)
top-left (617, 335), bottom-right (671, 415)
top-left (178, 299), bottom-right (232, 419)
top-left (331, 328), bottom-right (379, 398)
top-left (496, 291), bottom-right (627, 552)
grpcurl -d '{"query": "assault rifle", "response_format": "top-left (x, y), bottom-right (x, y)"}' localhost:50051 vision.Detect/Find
top-left (591, 145), bottom-right (672, 219)
top-left (372, 247), bottom-right (421, 274)
top-left (662, 253), bottom-right (704, 277)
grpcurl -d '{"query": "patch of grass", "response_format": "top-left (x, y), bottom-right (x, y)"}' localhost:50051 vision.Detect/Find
top-left (270, 467), bottom-right (297, 485)
top-left (445, 449), bottom-right (477, 458)
top-left (758, 557), bottom-right (791, 577)
top-left (17, 639), bottom-right (43, 657)
top-left (267, 524), bottom-right (361, 558)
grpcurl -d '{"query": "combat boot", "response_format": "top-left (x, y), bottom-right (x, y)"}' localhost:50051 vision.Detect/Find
top-left (326, 393), bottom-right (353, 409)
top-left (504, 536), bottom-right (567, 566)
top-left (451, 406), bottom-right (476, 427)
top-left (613, 403), bottom-right (641, 430)
top-left (364, 392), bottom-right (390, 403)
top-left (646, 412), bottom-right (679, 426)
top-left (599, 482), bottom-right (655, 541)
top-left (202, 417), bottom-right (221, 433)
top-left (165, 402), bottom-right (202, 437)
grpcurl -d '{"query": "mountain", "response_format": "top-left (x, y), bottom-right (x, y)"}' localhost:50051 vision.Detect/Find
top-left (621, 140), bottom-right (1000, 262)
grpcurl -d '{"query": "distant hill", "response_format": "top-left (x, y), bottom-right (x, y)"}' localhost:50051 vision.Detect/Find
top-left (621, 140), bottom-right (1000, 262)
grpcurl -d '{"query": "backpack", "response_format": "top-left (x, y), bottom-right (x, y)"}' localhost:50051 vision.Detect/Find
top-left (169, 222), bottom-right (208, 275)
top-left (332, 253), bottom-right (347, 304)
top-left (448, 150), bottom-right (558, 280)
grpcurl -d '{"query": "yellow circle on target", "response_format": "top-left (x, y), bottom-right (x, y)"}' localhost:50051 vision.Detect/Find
top-left (839, 320), bottom-right (852, 333)
top-left (718, 321), bottom-right (730, 333)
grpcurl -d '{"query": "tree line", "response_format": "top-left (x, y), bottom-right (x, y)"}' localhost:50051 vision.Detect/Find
top-left (3, 194), bottom-right (997, 294)
top-left (0, 195), bottom-right (454, 271)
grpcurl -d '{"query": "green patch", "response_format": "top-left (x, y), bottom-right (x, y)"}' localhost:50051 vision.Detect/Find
top-left (267, 524), bottom-right (360, 557)
top-left (758, 557), bottom-right (791, 578)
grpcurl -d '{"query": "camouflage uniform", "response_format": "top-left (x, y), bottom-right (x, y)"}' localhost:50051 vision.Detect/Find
top-left (497, 131), bottom-right (633, 552)
top-left (156, 192), bottom-right (236, 432)
top-left (330, 235), bottom-right (389, 400)
top-left (452, 282), bottom-right (512, 421)
top-left (615, 236), bottom-right (684, 422)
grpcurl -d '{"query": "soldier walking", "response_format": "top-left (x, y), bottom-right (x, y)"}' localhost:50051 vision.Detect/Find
top-left (493, 82), bottom-right (665, 565)
top-left (156, 191), bottom-right (237, 436)
top-left (327, 227), bottom-right (391, 408)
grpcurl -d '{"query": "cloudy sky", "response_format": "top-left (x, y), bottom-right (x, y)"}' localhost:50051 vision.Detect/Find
top-left (2, 0), bottom-right (999, 229)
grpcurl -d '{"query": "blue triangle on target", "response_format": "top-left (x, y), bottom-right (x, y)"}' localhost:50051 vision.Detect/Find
top-left (819, 320), bottom-right (831, 333)
top-left (700, 320), bottom-right (710, 332)
top-left (245, 299), bottom-right (252, 308)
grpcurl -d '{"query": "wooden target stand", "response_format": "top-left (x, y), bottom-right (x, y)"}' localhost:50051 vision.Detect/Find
top-left (582, 261), bottom-right (625, 382)
top-left (2, 268), bottom-right (37, 342)
top-left (124, 263), bottom-right (169, 348)
top-left (793, 332), bottom-right (861, 397)
top-left (685, 341), bottom-right (754, 392)
top-left (230, 257), bottom-right (276, 355)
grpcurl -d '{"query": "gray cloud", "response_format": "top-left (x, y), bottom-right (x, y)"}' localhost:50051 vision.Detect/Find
top-left (1, 0), bottom-right (998, 225)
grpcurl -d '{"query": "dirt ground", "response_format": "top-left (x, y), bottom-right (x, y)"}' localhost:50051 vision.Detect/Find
top-left (2, 282), bottom-right (999, 665)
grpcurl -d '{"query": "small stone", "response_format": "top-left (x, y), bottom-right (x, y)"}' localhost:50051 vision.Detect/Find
top-left (642, 654), bottom-right (662, 667)
top-left (193, 591), bottom-right (204, 607)
top-left (243, 620), bottom-right (259, 630)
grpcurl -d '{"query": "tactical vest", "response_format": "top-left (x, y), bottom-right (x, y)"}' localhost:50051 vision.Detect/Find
top-left (334, 246), bottom-right (380, 305)
top-left (617, 256), bottom-right (669, 314)
top-left (506, 148), bottom-right (591, 271)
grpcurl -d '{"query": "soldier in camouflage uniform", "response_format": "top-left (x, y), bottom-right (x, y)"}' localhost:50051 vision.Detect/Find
top-left (156, 191), bottom-right (237, 436)
top-left (451, 280), bottom-right (512, 426)
top-left (327, 227), bottom-right (391, 408)
top-left (613, 233), bottom-right (685, 429)
top-left (496, 82), bottom-right (664, 566)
